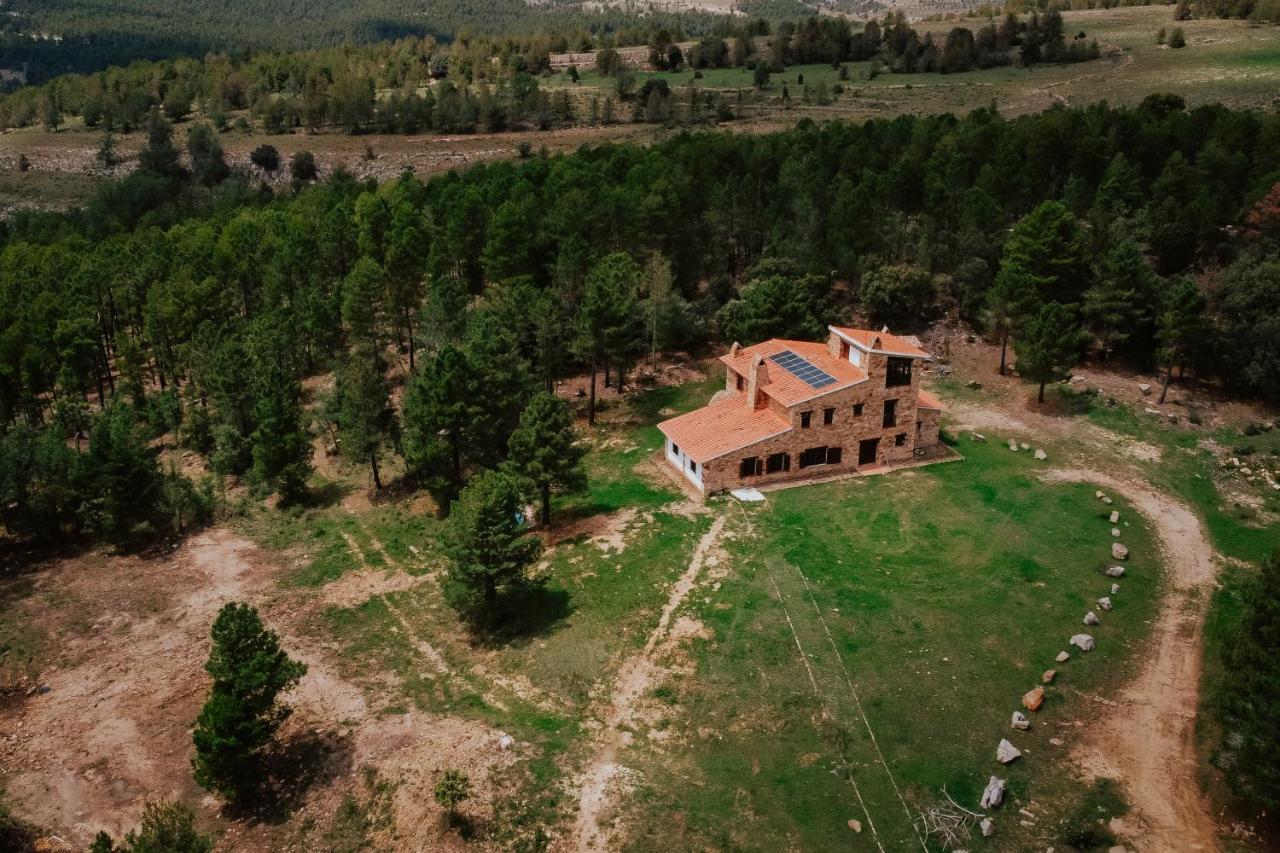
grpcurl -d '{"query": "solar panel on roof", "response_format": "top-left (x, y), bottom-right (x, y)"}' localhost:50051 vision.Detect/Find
top-left (768, 350), bottom-right (837, 389)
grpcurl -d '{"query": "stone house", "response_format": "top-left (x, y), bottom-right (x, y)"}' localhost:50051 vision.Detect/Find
top-left (657, 326), bottom-right (944, 494)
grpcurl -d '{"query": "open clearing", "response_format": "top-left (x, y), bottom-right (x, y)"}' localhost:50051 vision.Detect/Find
top-left (5, 336), bottom-right (1277, 850)
top-left (3, 7), bottom-right (1279, 212)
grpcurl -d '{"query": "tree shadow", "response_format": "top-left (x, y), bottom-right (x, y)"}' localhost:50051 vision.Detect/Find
top-left (479, 581), bottom-right (573, 649)
top-left (230, 726), bottom-right (355, 825)
top-left (296, 479), bottom-right (354, 510)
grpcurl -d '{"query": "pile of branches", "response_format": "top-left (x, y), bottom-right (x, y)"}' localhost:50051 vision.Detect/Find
top-left (914, 789), bottom-right (982, 850)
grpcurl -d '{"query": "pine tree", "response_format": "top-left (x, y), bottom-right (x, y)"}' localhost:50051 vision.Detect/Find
top-left (441, 470), bottom-right (541, 629)
top-left (1155, 277), bottom-right (1209, 404)
top-left (192, 603), bottom-right (306, 802)
top-left (506, 392), bottom-right (586, 527)
top-left (137, 111), bottom-right (184, 180)
top-left (465, 312), bottom-right (533, 467)
top-left (1083, 240), bottom-right (1160, 360)
top-left (1014, 302), bottom-right (1086, 403)
top-left (1215, 549), bottom-right (1280, 810)
top-left (402, 346), bottom-right (475, 510)
top-left (335, 354), bottom-right (396, 491)
top-left (982, 267), bottom-right (1038, 375)
top-left (76, 402), bottom-right (163, 542)
top-left (575, 253), bottom-right (643, 425)
top-left (187, 123), bottom-right (229, 187)
top-left (249, 362), bottom-right (311, 502)
top-left (999, 201), bottom-right (1092, 304)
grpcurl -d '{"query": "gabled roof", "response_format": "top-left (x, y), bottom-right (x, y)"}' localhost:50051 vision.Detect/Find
top-left (916, 389), bottom-right (945, 411)
top-left (830, 326), bottom-right (931, 359)
top-left (720, 339), bottom-right (867, 407)
top-left (657, 393), bottom-right (791, 465)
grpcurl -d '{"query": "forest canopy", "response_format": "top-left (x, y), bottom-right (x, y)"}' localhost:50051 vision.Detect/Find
top-left (3, 97), bottom-right (1280, 547)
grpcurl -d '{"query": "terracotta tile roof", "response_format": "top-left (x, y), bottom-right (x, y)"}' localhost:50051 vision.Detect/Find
top-left (830, 326), bottom-right (931, 359)
top-left (916, 389), bottom-right (945, 411)
top-left (657, 393), bottom-right (791, 464)
top-left (720, 339), bottom-right (867, 407)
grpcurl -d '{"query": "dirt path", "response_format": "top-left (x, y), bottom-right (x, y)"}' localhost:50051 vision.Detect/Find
top-left (1040, 468), bottom-right (1220, 852)
top-left (569, 513), bottom-right (728, 853)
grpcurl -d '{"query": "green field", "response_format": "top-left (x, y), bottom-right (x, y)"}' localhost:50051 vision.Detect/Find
top-left (245, 367), bottom-right (1190, 850)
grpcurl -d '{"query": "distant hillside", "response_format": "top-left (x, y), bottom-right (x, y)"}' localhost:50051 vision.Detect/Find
top-left (0, 0), bottom-right (741, 86)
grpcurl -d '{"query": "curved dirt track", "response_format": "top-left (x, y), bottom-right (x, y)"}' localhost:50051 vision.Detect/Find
top-left (1041, 468), bottom-right (1220, 852)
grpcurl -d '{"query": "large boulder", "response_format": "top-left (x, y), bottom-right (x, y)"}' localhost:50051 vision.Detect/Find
top-left (981, 817), bottom-right (996, 837)
top-left (980, 775), bottom-right (1006, 809)
top-left (1112, 543), bottom-right (1129, 560)
top-left (1097, 596), bottom-right (1113, 611)
top-left (1022, 686), bottom-right (1045, 711)
top-left (1011, 711), bottom-right (1030, 731)
top-left (1084, 611), bottom-right (1100, 626)
top-left (1106, 565), bottom-right (1126, 578)
top-left (996, 739), bottom-right (1022, 764)
top-left (1070, 633), bottom-right (1096, 652)
top-left (1034, 448), bottom-right (1048, 460)
top-left (1109, 510), bottom-right (1120, 524)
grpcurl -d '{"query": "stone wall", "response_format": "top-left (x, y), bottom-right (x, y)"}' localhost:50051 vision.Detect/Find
top-left (700, 357), bottom-right (942, 494)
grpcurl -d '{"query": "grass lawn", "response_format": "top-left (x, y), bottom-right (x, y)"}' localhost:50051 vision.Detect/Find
top-left (620, 434), bottom-right (1160, 851)
top-left (238, 362), bottom-right (1280, 849)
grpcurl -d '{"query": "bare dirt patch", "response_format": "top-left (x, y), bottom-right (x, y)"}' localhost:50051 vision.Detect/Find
top-left (568, 512), bottom-right (728, 853)
top-left (0, 526), bottom-right (528, 851)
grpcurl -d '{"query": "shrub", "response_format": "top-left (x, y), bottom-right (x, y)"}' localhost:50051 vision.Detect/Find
top-left (1169, 27), bottom-right (1187, 48)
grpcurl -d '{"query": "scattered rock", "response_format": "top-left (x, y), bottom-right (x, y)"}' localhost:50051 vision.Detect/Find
top-left (971, 432), bottom-right (986, 442)
top-left (1111, 583), bottom-right (1120, 595)
top-left (980, 775), bottom-right (1006, 809)
top-left (848, 819), bottom-right (862, 833)
top-left (1022, 686), bottom-right (1045, 711)
top-left (1008, 439), bottom-right (1019, 452)
top-left (498, 733), bottom-right (515, 750)
top-left (981, 817), bottom-right (995, 837)
top-left (1105, 565), bottom-right (1126, 578)
top-left (1095, 490), bottom-right (1105, 500)
top-left (1097, 596), bottom-right (1112, 611)
top-left (1034, 448), bottom-right (1047, 460)
top-left (1056, 651), bottom-right (1070, 663)
top-left (1138, 383), bottom-right (1152, 396)
top-left (1042, 669), bottom-right (1056, 684)
top-left (966, 380), bottom-right (982, 390)
top-left (1109, 510), bottom-right (1120, 523)
top-left (1083, 611), bottom-right (1100, 626)
top-left (1020, 442), bottom-right (1030, 451)
top-left (996, 739), bottom-right (1022, 764)
top-left (1011, 711), bottom-right (1031, 731)
top-left (1111, 527), bottom-right (1121, 537)
top-left (1112, 543), bottom-right (1129, 560)
top-left (1070, 634), bottom-right (1096, 652)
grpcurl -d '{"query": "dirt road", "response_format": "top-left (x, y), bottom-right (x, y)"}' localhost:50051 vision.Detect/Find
top-left (1041, 468), bottom-right (1221, 852)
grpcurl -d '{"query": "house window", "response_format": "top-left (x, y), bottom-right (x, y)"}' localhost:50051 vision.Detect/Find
top-left (736, 374), bottom-right (745, 391)
top-left (800, 411), bottom-right (812, 428)
top-left (823, 408), bottom-right (835, 425)
top-left (895, 433), bottom-right (907, 447)
top-left (671, 442), bottom-right (679, 456)
top-left (826, 446), bottom-right (843, 464)
top-left (883, 399), bottom-right (897, 428)
top-left (689, 459), bottom-right (698, 474)
top-left (739, 457), bottom-right (761, 477)
top-left (799, 447), bottom-right (829, 468)
top-left (886, 357), bottom-right (913, 388)
top-left (852, 403), bottom-right (864, 417)
top-left (766, 452), bottom-right (790, 473)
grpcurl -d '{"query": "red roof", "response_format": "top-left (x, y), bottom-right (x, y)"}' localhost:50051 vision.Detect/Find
top-left (657, 393), bottom-right (790, 464)
top-left (720, 339), bottom-right (867, 407)
top-left (831, 326), bottom-right (930, 359)
top-left (917, 389), bottom-right (945, 411)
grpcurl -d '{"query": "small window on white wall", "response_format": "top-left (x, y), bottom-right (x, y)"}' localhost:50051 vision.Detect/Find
top-left (689, 459), bottom-right (698, 474)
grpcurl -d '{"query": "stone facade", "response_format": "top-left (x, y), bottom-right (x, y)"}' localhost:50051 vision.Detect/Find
top-left (663, 328), bottom-right (944, 495)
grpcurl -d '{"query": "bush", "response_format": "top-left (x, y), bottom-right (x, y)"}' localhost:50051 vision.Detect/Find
top-left (92, 800), bottom-right (213, 853)
top-left (1169, 27), bottom-right (1187, 48)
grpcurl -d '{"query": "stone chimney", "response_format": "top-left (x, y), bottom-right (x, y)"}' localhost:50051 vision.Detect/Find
top-left (745, 354), bottom-right (767, 410)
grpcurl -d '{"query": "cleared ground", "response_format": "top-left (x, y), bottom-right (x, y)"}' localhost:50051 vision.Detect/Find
top-left (5, 334), bottom-right (1278, 850)
top-left (3, 7), bottom-right (1279, 212)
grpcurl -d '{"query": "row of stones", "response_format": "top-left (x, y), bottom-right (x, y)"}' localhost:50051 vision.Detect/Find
top-left (975, 486), bottom-right (1132, 841)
